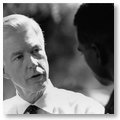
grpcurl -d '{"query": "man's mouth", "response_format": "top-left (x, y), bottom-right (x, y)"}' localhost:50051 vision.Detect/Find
top-left (31, 74), bottom-right (41, 78)
top-left (27, 67), bottom-right (45, 82)
top-left (27, 73), bottom-right (44, 82)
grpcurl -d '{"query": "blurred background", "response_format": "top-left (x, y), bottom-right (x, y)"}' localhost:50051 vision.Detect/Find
top-left (3, 3), bottom-right (113, 106)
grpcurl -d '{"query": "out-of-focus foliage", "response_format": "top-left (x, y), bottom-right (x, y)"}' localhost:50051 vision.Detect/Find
top-left (3, 3), bottom-right (103, 100)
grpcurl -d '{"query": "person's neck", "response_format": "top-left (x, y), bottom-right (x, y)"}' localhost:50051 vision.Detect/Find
top-left (15, 79), bottom-right (52, 104)
top-left (15, 86), bottom-right (46, 104)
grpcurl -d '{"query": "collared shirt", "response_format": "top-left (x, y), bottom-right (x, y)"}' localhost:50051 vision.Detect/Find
top-left (4, 81), bottom-right (104, 114)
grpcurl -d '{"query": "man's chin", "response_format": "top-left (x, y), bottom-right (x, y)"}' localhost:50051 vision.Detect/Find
top-left (94, 73), bottom-right (113, 86)
top-left (31, 84), bottom-right (46, 93)
top-left (28, 77), bottom-right (48, 93)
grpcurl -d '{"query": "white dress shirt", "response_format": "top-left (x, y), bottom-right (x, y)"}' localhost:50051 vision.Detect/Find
top-left (4, 80), bottom-right (104, 114)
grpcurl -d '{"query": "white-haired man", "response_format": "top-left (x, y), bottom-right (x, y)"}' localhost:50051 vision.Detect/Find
top-left (3, 14), bottom-right (104, 114)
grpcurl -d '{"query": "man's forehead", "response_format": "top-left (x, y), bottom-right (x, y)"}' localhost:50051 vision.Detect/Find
top-left (3, 26), bottom-right (16, 40)
top-left (4, 32), bottom-right (44, 53)
top-left (3, 27), bottom-right (45, 58)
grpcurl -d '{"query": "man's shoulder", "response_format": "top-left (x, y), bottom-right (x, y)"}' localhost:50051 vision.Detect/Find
top-left (53, 87), bottom-right (105, 114)
top-left (4, 95), bottom-right (17, 104)
top-left (3, 96), bottom-right (18, 114)
top-left (54, 87), bottom-right (91, 100)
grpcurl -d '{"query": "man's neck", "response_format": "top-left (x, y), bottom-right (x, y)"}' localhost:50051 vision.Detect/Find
top-left (15, 86), bottom-right (46, 104)
top-left (15, 79), bottom-right (52, 104)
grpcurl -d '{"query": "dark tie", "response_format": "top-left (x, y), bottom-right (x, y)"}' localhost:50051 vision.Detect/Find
top-left (105, 91), bottom-right (114, 114)
top-left (24, 105), bottom-right (50, 114)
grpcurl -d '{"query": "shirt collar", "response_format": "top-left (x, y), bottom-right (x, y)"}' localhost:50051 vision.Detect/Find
top-left (16, 79), bottom-right (55, 114)
top-left (34, 79), bottom-right (55, 113)
top-left (16, 94), bottom-right (31, 114)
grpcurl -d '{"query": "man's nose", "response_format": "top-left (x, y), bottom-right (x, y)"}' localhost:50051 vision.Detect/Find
top-left (27, 55), bottom-right (38, 70)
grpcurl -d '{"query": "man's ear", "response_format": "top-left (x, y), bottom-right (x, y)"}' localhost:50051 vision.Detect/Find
top-left (91, 43), bottom-right (101, 65)
top-left (3, 66), bottom-right (11, 79)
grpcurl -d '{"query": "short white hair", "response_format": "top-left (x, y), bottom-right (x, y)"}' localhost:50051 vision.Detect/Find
top-left (3, 14), bottom-right (45, 47)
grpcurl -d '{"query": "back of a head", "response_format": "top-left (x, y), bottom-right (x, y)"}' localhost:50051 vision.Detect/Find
top-left (74, 3), bottom-right (114, 53)
top-left (74, 4), bottom-right (114, 84)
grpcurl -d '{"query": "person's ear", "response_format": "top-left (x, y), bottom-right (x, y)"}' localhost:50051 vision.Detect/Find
top-left (3, 66), bottom-right (11, 79)
top-left (91, 43), bottom-right (101, 65)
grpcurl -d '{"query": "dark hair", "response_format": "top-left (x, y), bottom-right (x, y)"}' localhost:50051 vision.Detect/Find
top-left (74, 3), bottom-right (114, 53)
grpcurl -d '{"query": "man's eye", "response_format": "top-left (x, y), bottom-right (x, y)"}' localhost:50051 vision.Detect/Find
top-left (78, 47), bottom-right (82, 52)
top-left (77, 48), bottom-right (84, 55)
top-left (33, 48), bottom-right (39, 54)
top-left (15, 55), bottom-right (23, 60)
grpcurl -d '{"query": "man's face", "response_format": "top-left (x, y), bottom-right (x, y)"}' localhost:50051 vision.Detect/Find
top-left (77, 40), bottom-right (98, 72)
top-left (3, 28), bottom-right (49, 93)
top-left (77, 39), bottom-right (113, 85)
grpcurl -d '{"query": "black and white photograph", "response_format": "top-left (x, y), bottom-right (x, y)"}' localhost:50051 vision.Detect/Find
top-left (3, 2), bottom-right (114, 117)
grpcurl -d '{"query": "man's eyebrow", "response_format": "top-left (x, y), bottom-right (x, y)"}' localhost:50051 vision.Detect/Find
top-left (31, 45), bottom-right (42, 51)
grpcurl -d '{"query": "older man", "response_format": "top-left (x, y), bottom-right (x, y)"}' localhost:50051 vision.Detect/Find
top-left (3, 14), bottom-right (104, 114)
